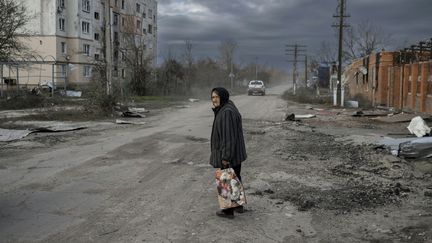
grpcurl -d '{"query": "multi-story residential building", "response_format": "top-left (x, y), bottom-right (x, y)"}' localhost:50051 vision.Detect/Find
top-left (10, 0), bottom-right (157, 90)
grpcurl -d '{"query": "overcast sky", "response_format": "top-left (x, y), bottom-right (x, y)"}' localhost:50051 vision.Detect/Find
top-left (157, 0), bottom-right (432, 70)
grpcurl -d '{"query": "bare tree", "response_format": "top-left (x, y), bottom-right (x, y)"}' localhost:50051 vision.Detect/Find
top-left (343, 20), bottom-right (391, 60)
top-left (317, 41), bottom-right (337, 64)
top-left (159, 49), bottom-right (184, 95)
top-left (182, 40), bottom-right (194, 91)
top-left (0, 0), bottom-right (30, 60)
top-left (118, 17), bottom-right (154, 96)
top-left (218, 39), bottom-right (237, 72)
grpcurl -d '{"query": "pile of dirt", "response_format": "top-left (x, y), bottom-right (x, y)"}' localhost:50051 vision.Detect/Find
top-left (251, 121), bottom-right (415, 213)
top-left (267, 180), bottom-right (409, 212)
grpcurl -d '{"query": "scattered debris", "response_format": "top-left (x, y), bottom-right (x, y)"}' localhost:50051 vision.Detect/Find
top-left (0, 123), bottom-right (87, 141)
top-left (285, 113), bottom-right (295, 121)
top-left (67, 90), bottom-right (82, 97)
top-left (352, 110), bottom-right (391, 117)
top-left (424, 191), bottom-right (432, 197)
top-left (121, 111), bottom-right (146, 118)
top-left (399, 137), bottom-right (432, 159)
top-left (115, 119), bottom-right (146, 125)
top-left (188, 98), bottom-right (200, 103)
top-left (407, 116), bottom-right (431, 137)
top-left (284, 113), bottom-right (316, 121)
top-left (129, 107), bottom-right (149, 113)
top-left (373, 113), bottom-right (431, 123)
top-left (0, 128), bottom-right (32, 142)
top-left (31, 126), bottom-right (86, 133)
top-left (352, 111), bottom-right (364, 117)
top-left (296, 114), bottom-right (316, 119)
top-left (345, 100), bottom-right (359, 108)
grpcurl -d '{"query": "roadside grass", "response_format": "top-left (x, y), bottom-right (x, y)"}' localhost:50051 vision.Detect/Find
top-left (0, 95), bottom-right (85, 110)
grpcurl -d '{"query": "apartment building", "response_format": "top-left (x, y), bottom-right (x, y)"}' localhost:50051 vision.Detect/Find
top-left (11, 0), bottom-right (157, 89)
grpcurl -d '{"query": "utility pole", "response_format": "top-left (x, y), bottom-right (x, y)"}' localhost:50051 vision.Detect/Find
top-left (304, 55), bottom-right (308, 85)
top-left (286, 44), bottom-right (307, 95)
top-left (255, 57), bottom-right (258, 80)
top-left (0, 64), bottom-right (3, 98)
top-left (104, 0), bottom-right (112, 95)
top-left (332, 0), bottom-right (350, 106)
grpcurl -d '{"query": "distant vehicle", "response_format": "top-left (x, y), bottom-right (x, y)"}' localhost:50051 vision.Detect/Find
top-left (247, 80), bottom-right (265, 96)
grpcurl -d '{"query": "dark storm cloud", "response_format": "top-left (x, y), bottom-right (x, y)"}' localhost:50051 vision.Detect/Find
top-left (157, 0), bottom-right (432, 69)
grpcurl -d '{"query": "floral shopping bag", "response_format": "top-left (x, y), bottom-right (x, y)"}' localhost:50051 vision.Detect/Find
top-left (215, 168), bottom-right (246, 209)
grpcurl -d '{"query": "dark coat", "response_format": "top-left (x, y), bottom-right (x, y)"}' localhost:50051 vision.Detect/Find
top-left (210, 100), bottom-right (247, 168)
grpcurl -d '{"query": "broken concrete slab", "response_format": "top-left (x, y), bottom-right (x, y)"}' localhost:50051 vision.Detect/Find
top-left (399, 137), bottom-right (432, 159)
top-left (379, 136), bottom-right (419, 151)
top-left (0, 128), bottom-right (32, 142)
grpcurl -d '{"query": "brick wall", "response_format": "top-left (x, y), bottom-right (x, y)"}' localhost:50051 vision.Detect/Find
top-left (345, 52), bottom-right (432, 113)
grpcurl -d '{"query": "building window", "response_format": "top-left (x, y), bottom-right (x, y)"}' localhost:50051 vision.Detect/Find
top-left (122, 17), bottom-right (126, 27)
top-left (113, 13), bottom-right (119, 25)
top-left (115, 0), bottom-right (119, 7)
top-left (95, 53), bottom-right (100, 60)
top-left (136, 3), bottom-right (140, 13)
top-left (59, 18), bottom-right (65, 31)
top-left (61, 42), bottom-right (67, 54)
top-left (113, 66), bottom-right (118, 77)
top-left (114, 50), bottom-right (119, 61)
top-left (121, 0), bottom-right (125, 9)
top-left (82, 21), bottom-right (90, 34)
top-left (121, 52), bottom-right (126, 61)
top-left (148, 9), bottom-right (153, 19)
top-left (136, 20), bottom-right (141, 32)
top-left (148, 24), bottom-right (152, 34)
top-left (82, 0), bottom-right (90, 12)
top-left (84, 66), bottom-right (92, 77)
top-left (94, 33), bottom-right (100, 41)
top-left (114, 32), bottom-right (119, 42)
top-left (94, 12), bottom-right (100, 20)
top-left (60, 65), bottom-right (67, 77)
top-left (83, 44), bottom-right (90, 56)
top-left (58, 0), bottom-right (65, 8)
top-left (121, 69), bottom-right (125, 78)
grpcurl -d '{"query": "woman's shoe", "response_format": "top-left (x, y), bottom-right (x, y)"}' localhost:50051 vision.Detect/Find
top-left (234, 205), bottom-right (244, 213)
top-left (216, 209), bottom-right (234, 219)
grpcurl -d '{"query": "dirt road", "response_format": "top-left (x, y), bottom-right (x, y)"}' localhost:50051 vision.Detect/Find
top-left (1, 85), bottom-right (432, 242)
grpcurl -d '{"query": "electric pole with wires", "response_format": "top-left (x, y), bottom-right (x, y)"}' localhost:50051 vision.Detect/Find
top-left (286, 44), bottom-right (307, 95)
top-left (332, 0), bottom-right (350, 106)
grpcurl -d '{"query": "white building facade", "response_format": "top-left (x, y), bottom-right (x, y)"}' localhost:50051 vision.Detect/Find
top-left (13, 0), bottom-right (157, 89)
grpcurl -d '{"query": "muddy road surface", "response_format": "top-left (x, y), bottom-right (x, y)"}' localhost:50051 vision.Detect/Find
top-left (1, 85), bottom-right (432, 242)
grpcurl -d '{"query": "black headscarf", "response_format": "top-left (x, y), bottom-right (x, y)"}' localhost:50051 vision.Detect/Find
top-left (211, 87), bottom-right (230, 115)
top-left (211, 87), bottom-right (229, 106)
